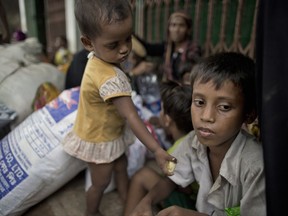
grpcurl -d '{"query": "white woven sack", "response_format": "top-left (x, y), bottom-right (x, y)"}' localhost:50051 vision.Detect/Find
top-left (0, 88), bottom-right (86, 216)
top-left (0, 61), bottom-right (65, 128)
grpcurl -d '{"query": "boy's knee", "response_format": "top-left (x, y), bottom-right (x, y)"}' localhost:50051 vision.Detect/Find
top-left (131, 168), bottom-right (149, 184)
top-left (131, 171), bottom-right (142, 183)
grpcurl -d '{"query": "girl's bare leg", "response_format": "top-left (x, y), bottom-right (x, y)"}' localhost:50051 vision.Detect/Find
top-left (114, 153), bottom-right (129, 203)
top-left (85, 162), bottom-right (114, 216)
top-left (123, 166), bottom-right (161, 216)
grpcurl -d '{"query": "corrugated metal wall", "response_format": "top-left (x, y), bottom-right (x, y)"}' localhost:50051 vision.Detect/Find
top-left (133, 0), bottom-right (258, 59)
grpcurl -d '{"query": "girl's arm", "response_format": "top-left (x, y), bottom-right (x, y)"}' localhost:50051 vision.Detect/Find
top-left (112, 96), bottom-right (175, 175)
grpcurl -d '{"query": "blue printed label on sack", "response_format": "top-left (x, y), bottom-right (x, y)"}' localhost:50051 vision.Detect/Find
top-left (0, 88), bottom-right (80, 200)
top-left (45, 87), bottom-right (79, 123)
top-left (0, 137), bottom-right (28, 199)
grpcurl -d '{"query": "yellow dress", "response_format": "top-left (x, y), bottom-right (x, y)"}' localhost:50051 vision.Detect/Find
top-left (62, 53), bottom-right (135, 164)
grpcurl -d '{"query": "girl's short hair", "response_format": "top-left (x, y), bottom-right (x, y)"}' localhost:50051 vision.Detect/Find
top-left (160, 81), bottom-right (193, 133)
top-left (74, 0), bottom-right (132, 38)
top-left (190, 52), bottom-right (256, 116)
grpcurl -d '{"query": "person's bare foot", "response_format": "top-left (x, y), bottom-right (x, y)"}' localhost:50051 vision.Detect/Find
top-left (85, 211), bottom-right (104, 216)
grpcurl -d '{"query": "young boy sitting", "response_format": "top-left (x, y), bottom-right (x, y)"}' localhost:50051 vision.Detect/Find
top-left (129, 52), bottom-right (266, 216)
top-left (124, 81), bottom-right (194, 216)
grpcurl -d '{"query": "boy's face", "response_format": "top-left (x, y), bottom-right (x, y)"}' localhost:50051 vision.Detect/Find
top-left (159, 103), bottom-right (167, 127)
top-left (159, 102), bottom-right (171, 135)
top-left (83, 15), bottom-right (133, 65)
top-left (191, 79), bottom-right (245, 150)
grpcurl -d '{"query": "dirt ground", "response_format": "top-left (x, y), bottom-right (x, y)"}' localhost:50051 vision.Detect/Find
top-left (23, 171), bottom-right (124, 216)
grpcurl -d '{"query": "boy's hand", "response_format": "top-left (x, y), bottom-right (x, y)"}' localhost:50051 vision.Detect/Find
top-left (129, 197), bottom-right (154, 216)
top-left (157, 206), bottom-right (207, 216)
top-left (154, 148), bottom-right (177, 176)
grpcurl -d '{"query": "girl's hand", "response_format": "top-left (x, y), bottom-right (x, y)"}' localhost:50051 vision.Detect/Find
top-left (154, 148), bottom-right (177, 176)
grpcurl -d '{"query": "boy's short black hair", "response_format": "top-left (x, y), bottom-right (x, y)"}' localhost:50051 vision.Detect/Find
top-left (190, 52), bottom-right (256, 118)
top-left (160, 81), bottom-right (193, 133)
top-left (74, 0), bottom-right (132, 38)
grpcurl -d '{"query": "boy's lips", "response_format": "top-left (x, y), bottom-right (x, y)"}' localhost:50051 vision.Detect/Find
top-left (197, 127), bottom-right (215, 138)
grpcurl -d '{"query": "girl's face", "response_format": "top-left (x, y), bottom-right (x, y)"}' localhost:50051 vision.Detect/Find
top-left (83, 15), bottom-right (133, 65)
top-left (191, 79), bottom-right (245, 150)
top-left (168, 16), bottom-right (189, 43)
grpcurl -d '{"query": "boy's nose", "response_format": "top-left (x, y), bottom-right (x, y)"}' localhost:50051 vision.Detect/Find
top-left (200, 107), bottom-right (215, 123)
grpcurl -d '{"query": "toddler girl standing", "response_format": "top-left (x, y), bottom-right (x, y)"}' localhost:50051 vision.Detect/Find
top-left (62, 1), bottom-right (175, 216)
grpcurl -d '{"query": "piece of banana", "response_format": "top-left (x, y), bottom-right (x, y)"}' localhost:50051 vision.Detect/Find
top-left (166, 160), bottom-right (176, 173)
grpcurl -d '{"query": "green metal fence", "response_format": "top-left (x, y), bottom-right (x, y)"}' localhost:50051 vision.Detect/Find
top-left (133, 0), bottom-right (258, 59)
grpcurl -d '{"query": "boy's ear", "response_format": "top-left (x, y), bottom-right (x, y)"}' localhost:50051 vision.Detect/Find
top-left (245, 109), bottom-right (257, 124)
top-left (80, 35), bottom-right (94, 51)
top-left (163, 114), bottom-right (172, 127)
top-left (165, 114), bottom-right (173, 127)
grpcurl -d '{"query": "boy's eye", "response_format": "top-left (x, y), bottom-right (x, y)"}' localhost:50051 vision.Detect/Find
top-left (193, 99), bottom-right (204, 107)
top-left (218, 104), bottom-right (231, 111)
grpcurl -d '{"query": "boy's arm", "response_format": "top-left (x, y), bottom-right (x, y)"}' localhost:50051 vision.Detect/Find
top-left (112, 96), bottom-right (176, 175)
top-left (130, 177), bottom-right (177, 216)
